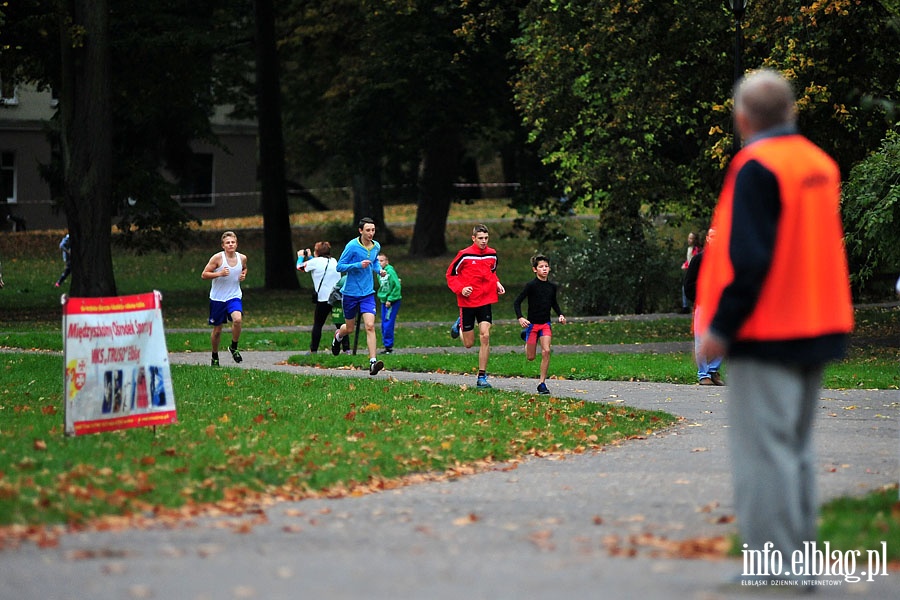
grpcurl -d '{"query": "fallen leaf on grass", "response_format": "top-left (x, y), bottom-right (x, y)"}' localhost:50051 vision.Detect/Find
top-left (65, 548), bottom-right (130, 561)
top-left (603, 532), bottom-right (731, 560)
top-left (603, 534), bottom-right (638, 557)
top-left (620, 514), bottom-right (646, 523)
top-left (196, 543), bottom-right (223, 558)
top-left (713, 514), bottom-right (735, 524)
top-left (232, 521), bottom-right (254, 534)
top-left (453, 513), bottom-right (479, 526)
top-left (101, 562), bottom-right (127, 575)
top-left (528, 530), bottom-right (556, 551)
top-left (128, 584), bottom-right (153, 598)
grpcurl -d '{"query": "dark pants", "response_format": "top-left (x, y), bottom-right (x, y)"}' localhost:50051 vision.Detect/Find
top-left (311, 301), bottom-right (348, 352)
top-left (56, 261), bottom-right (71, 285)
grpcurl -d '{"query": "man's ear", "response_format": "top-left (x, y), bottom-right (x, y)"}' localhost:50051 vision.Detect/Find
top-left (734, 110), bottom-right (752, 141)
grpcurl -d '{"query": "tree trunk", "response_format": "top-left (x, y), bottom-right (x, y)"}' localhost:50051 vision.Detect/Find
top-left (255, 0), bottom-right (298, 290)
top-left (58, 0), bottom-right (116, 297)
top-left (351, 161), bottom-right (396, 244)
top-left (409, 128), bottom-right (461, 257)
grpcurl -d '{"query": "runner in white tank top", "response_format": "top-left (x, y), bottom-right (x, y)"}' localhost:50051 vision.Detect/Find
top-left (201, 231), bottom-right (248, 366)
top-left (209, 251), bottom-right (243, 301)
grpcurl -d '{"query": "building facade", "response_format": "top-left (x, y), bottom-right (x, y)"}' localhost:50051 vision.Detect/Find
top-left (0, 83), bottom-right (259, 231)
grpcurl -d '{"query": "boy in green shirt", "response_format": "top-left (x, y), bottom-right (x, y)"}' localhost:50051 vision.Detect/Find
top-left (376, 253), bottom-right (402, 353)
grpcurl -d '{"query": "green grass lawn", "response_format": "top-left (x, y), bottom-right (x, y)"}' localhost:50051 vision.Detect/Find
top-left (0, 352), bottom-right (675, 529)
top-left (286, 345), bottom-right (900, 390)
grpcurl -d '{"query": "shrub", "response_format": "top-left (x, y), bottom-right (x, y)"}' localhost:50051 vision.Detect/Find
top-left (841, 129), bottom-right (900, 297)
top-left (555, 223), bottom-right (678, 315)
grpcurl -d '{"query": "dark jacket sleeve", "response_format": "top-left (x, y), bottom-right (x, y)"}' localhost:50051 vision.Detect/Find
top-left (683, 252), bottom-right (702, 304)
top-left (708, 159), bottom-right (781, 340)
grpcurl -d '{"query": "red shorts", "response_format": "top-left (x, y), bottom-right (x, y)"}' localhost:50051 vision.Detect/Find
top-left (523, 322), bottom-right (552, 344)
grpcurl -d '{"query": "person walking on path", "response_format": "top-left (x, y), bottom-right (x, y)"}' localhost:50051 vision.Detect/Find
top-left (512, 254), bottom-right (566, 395)
top-left (201, 230), bottom-right (248, 366)
top-left (376, 252), bottom-right (402, 354)
top-left (446, 224), bottom-right (505, 388)
top-left (680, 231), bottom-right (699, 313)
top-left (54, 233), bottom-right (71, 288)
top-left (297, 241), bottom-right (342, 354)
top-left (697, 69), bottom-right (854, 589)
top-left (683, 229), bottom-right (723, 386)
top-left (332, 217), bottom-right (384, 376)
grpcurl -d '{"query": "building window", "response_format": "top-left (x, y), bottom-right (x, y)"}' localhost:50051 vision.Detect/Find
top-left (176, 153), bottom-right (214, 206)
top-left (1, 152), bottom-right (15, 203)
top-left (0, 76), bottom-right (18, 106)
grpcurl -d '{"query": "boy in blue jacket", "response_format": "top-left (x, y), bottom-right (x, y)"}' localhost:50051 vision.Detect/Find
top-left (332, 217), bottom-right (384, 375)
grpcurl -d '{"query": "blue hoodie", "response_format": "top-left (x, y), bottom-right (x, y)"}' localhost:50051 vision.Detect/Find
top-left (336, 236), bottom-right (381, 297)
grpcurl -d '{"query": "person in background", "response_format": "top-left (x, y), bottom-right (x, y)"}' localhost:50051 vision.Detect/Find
top-left (697, 69), bottom-right (853, 589)
top-left (680, 231), bottom-right (698, 313)
top-left (683, 229), bottom-right (723, 386)
top-left (376, 252), bottom-right (402, 354)
top-left (446, 224), bottom-right (505, 389)
top-left (201, 231), bottom-right (247, 366)
top-left (55, 233), bottom-right (71, 288)
top-left (513, 254), bottom-right (566, 395)
top-left (297, 241), bottom-right (341, 354)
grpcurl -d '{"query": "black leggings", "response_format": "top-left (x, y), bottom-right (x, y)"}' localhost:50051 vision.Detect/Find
top-left (310, 301), bottom-right (348, 352)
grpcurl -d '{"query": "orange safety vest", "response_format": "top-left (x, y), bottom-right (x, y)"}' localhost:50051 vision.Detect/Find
top-left (696, 135), bottom-right (854, 342)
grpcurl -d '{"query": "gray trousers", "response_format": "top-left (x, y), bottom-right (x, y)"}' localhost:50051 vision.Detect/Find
top-left (727, 358), bottom-right (823, 562)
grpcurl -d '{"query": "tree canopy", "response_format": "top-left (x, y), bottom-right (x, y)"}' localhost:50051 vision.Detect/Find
top-left (512, 0), bottom-right (900, 232)
top-left (2, 0), bottom-right (897, 294)
top-left (277, 0), bottom-right (538, 256)
top-left (842, 129), bottom-right (900, 291)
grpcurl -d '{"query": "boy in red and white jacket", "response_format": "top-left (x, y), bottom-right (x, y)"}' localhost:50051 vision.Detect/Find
top-left (446, 224), bottom-right (505, 388)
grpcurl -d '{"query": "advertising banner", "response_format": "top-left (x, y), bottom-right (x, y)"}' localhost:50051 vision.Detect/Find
top-left (63, 290), bottom-right (176, 436)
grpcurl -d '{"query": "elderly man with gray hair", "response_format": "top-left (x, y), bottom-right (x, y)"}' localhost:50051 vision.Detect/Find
top-left (697, 69), bottom-right (854, 590)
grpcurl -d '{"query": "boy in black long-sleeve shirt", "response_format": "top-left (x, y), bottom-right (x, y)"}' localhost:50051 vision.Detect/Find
top-left (513, 254), bottom-right (566, 395)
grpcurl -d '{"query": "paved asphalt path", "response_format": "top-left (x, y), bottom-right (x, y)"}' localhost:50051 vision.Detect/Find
top-left (1, 345), bottom-right (897, 600)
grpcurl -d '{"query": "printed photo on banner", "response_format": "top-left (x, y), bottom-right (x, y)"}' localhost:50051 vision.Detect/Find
top-left (63, 290), bottom-right (176, 436)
